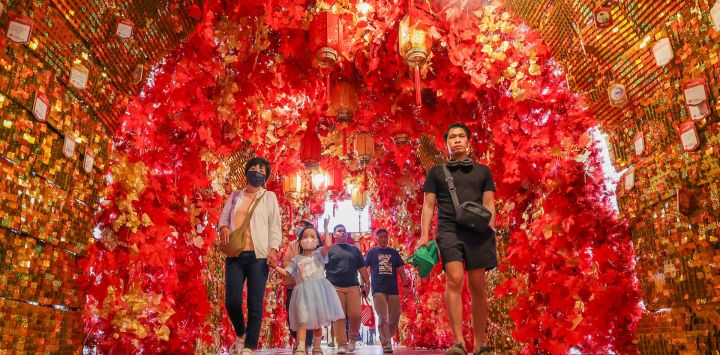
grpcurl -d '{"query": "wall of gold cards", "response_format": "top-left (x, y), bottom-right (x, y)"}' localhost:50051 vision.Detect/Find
top-left (506, 0), bottom-right (720, 353)
top-left (0, 0), bottom-right (197, 351)
top-left (0, 91), bottom-right (109, 352)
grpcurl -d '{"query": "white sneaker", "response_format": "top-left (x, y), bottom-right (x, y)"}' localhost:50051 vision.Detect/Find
top-left (337, 346), bottom-right (347, 354)
top-left (347, 342), bottom-right (355, 352)
top-left (241, 348), bottom-right (253, 355)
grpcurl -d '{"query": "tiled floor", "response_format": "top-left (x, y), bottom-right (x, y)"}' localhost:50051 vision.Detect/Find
top-left (255, 344), bottom-right (443, 354)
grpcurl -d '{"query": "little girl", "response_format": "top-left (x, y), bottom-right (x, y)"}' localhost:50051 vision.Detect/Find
top-left (275, 226), bottom-right (345, 355)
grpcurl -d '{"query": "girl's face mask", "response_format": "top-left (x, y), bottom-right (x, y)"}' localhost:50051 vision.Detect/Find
top-left (301, 237), bottom-right (318, 250)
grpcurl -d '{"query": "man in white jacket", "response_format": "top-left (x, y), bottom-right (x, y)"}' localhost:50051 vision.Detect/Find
top-left (219, 157), bottom-right (282, 355)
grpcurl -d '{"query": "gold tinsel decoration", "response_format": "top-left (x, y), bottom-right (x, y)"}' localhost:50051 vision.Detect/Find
top-left (417, 135), bottom-right (443, 171)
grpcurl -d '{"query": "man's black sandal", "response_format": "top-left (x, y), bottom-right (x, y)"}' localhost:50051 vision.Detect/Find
top-left (474, 346), bottom-right (492, 355)
top-left (445, 343), bottom-right (468, 355)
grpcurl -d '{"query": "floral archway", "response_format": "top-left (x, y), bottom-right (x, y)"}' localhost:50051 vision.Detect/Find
top-left (79, 0), bottom-right (641, 353)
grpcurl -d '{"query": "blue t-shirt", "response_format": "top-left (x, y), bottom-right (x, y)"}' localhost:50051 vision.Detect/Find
top-left (326, 244), bottom-right (366, 287)
top-left (364, 247), bottom-right (405, 295)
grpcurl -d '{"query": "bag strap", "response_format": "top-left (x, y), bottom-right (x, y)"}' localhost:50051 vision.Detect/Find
top-left (236, 191), bottom-right (266, 245)
top-left (441, 164), bottom-right (462, 215)
top-left (361, 295), bottom-right (372, 306)
top-left (230, 190), bottom-right (241, 206)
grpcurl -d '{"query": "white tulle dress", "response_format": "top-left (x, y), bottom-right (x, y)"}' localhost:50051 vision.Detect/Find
top-left (285, 248), bottom-right (345, 331)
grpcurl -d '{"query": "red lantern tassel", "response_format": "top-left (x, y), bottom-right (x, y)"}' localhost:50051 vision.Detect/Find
top-left (326, 72), bottom-right (331, 104)
top-left (414, 66), bottom-right (422, 106)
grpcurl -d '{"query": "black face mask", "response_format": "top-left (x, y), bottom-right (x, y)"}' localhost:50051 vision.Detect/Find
top-left (246, 171), bottom-right (267, 187)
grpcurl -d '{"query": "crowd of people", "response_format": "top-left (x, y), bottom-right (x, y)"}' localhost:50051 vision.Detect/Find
top-left (218, 123), bottom-right (497, 355)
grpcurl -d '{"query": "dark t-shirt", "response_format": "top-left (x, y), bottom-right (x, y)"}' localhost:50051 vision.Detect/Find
top-left (422, 163), bottom-right (496, 235)
top-left (364, 247), bottom-right (405, 295)
top-left (326, 243), bottom-right (366, 287)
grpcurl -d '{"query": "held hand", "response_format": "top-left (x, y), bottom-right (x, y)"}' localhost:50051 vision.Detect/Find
top-left (220, 227), bottom-right (230, 245)
top-left (416, 235), bottom-right (429, 250)
top-left (267, 249), bottom-right (278, 268)
top-left (323, 216), bottom-right (330, 232)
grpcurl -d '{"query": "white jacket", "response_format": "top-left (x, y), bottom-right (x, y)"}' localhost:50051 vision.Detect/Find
top-left (218, 187), bottom-right (282, 258)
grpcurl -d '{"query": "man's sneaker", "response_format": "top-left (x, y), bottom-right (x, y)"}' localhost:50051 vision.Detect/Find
top-left (383, 345), bottom-right (394, 353)
top-left (336, 346), bottom-right (347, 354)
top-left (347, 342), bottom-right (355, 352)
top-left (311, 347), bottom-right (323, 355)
top-left (445, 343), bottom-right (467, 355)
top-left (241, 348), bottom-right (254, 355)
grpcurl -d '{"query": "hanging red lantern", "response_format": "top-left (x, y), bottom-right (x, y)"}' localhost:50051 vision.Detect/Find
top-left (327, 80), bottom-right (358, 123)
top-left (326, 167), bottom-right (345, 195)
top-left (300, 125), bottom-right (322, 169)
top-left (354, 132), bottom-right (375, 165)
top-left (391, 127), bottom-right (412, 145)
top-left (310, 12), bottom-right (343, 68)
top-left (390, 102), bottom-right (416, 145)
top-left (399, 14), bottom-right (432, 106)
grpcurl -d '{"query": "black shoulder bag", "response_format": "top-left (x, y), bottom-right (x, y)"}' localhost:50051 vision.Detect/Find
top-left (441, 164), bottom-right (493, 233)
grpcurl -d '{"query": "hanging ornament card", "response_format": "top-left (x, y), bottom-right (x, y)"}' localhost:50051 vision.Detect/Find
top-left (83, 149), bottom-right (94, 173)
top-left (63, 134), bottom-right (76, 159)
top-left (652, 38), bottom-right (674, 67)
top-left (711, 1), bottom-right (720, 32)
top-left (624, 168), bottom-right (635, 191)
top-left (593, 6), bottom-right (613, 29)
top-left (6, 16), bottom-right (33, 43)
top-left (634, 132), bottom-right (645, 156)
top-left (116, 19), bottom-right (134, 39)
top-left (679, 122), bottom-right (700, 152)
top-left (608, 83), bottom-right (628, 107)
top-left (132, 64), bottom-right (145, 85)
top-left (70, 63), bottom-right (90, 89)
top-left (682, 78), bottom-right (710, 121)
top-left (32, 92), bottom-right (49, 122)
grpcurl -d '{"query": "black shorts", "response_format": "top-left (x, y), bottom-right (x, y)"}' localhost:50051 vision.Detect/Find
top-left (436, 228), bottom-right (497, 271)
